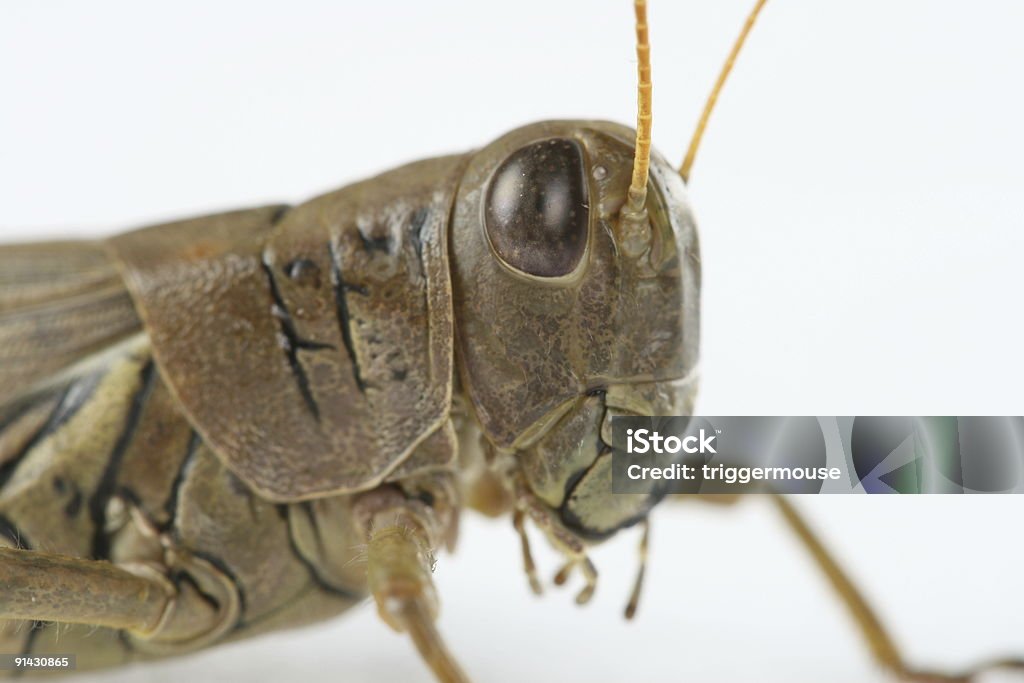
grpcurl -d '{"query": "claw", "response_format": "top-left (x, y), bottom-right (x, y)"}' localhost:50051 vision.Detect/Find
top-left (574, 557), bottom-right (598, 605)
top-left (551, 557), bottom-right (598, 605)
top-left (553, 562), bottom-right (573, 586)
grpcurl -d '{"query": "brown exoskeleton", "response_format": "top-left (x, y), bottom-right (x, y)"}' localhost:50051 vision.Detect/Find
top-left (1, 3), bottom-right (1022, 683)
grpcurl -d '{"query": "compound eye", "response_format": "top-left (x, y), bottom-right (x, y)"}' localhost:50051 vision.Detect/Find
top-left (484, 138), bottom-right (589, 278)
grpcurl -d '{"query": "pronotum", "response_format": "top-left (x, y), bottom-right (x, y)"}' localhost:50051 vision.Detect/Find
top-left (2, 1), bottom-right (1024, 683)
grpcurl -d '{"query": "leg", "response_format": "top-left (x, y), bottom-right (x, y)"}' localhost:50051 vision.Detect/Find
top-left (1, 543), bottom-right (240, 652)
top-left (0, 547), bottom-right (170, 634)
top-left (356, 476), bottom-right (469, 683)
top-left (512, 509), bottom-right (543, 595)
top-left (771, 494), bottom-right (1024, 681)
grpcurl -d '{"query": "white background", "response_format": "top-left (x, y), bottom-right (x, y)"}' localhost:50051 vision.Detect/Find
top-left (3, 1), bottom-right (1024, 682)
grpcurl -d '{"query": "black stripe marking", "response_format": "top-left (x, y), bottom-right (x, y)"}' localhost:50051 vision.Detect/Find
top-left (302, 502), bottom-right (325, 555)
top-left (557, 437), bottom-right (658, 542)
top-left (261, 259), bottom-right (335, 352)
top-left (161, 430), bottom-right (200, 531)
top-left (327, 241), bottom-right (368, 392)
top-left (284, 258), bottom-right (322, 289)
top-left (356, 225), bottom-right (392, 254)
top-left (261, 261), bottom-right (333, 420)
top-left (63, 483), bottom-right (84, 518)
top-left (0, 373), bottom-right (101, 492)
top-left (283, 504), bottom-right (362, 600)
top-left (0, 398), bottom-right (40, 435)
top-left (191, 549), bottom-right (247, 615)
top-left (117, 629), bottom-right (136, 654)
top-left (269, 204), bottom-right (291, 225)
top-left (172, 571), bottom-right (221, 612)
top-left (89, 361), bottom-right (156, 560)
top-left (408, 207), bottom-right (430, 276)
top-left (0, 513), bottom-right (31, 549)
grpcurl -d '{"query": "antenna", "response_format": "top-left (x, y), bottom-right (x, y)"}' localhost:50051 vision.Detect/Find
top-left (680, 0), bottom-right (770, 183)
top-left (624, 0), bottom-right (653, 219)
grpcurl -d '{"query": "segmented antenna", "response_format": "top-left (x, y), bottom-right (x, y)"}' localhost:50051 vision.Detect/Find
top-left (624, 0), bottom-right (653, 217)
top-left (680, 0), bottom-right (769, 183)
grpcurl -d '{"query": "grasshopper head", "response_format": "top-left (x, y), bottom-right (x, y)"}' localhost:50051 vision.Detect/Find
top-left (450, 118), bottom-right (700, 527)
top-left (448, 0), bottom-right (767, 613)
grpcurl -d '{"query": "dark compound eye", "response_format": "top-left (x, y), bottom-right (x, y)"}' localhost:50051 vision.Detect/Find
top-left (484, 138), bottom-right (589, 278)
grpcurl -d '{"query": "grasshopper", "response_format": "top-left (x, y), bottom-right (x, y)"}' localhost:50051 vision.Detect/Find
top-left (2, 2), bottom-right (1022, 682)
